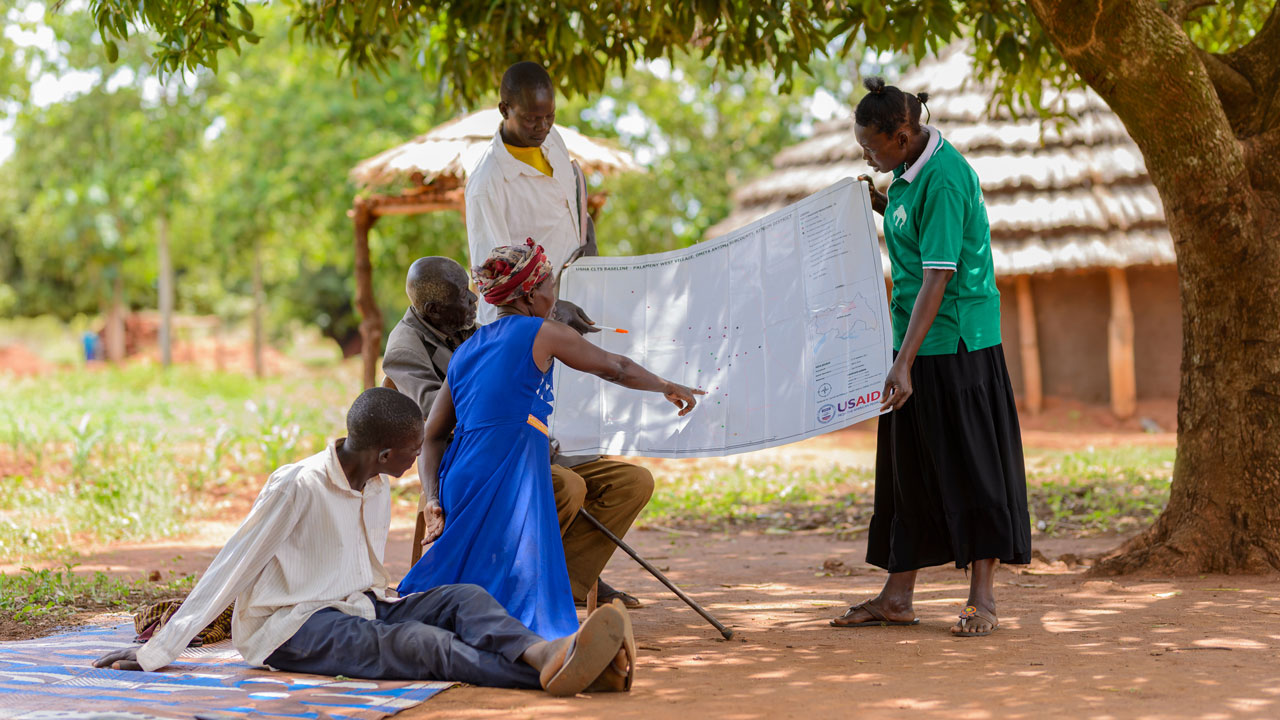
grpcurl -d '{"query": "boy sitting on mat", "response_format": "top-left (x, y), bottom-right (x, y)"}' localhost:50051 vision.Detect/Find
top-left (93, 388), bottom-right (635, 696)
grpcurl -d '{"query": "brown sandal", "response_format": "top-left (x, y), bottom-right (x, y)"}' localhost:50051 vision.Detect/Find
top-left (951, 605), bottom-right (999, 637)
top-left (540, 603), bottom-right (626, 696)
top-left (585, 599), bottom-right (636, 693)
top-left (830, 600), bottom-right (920, 628)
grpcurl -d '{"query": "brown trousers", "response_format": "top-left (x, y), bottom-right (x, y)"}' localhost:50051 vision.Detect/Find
top-left (411, 459), bottom-right (654, 602)
top-left (551, 459), bottom-right (654, 601)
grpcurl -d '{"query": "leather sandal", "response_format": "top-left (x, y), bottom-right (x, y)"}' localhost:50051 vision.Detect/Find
top-left (540, 603), bottom-right (626, 696)
top-left (829, 600), bottom-right (921, 628)
top-left (951, 605), bottom-right (999, 637)
top-left (585, 599), bottom-right (636, 693)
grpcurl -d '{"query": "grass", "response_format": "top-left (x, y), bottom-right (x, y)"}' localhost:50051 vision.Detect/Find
top-left (642, 445), bottom-right (1175, 537)
top-left (1, 361), bottom-right (1177, 566)
top-left (0, 564), bottom-right (196, 635)
top-left (0, 363), bottom-right (356, 563)
top-left (1026, 446), bottom-right (1174, 535)
top-left (642, 463), bottom-right (874, 535)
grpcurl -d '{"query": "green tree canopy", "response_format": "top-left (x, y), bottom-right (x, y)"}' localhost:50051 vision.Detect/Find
top-left (85, 0), bottom-right (853, 101)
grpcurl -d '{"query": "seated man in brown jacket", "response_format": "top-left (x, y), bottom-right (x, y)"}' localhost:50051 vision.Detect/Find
top-left (382, 256), bottom-right (651, 607)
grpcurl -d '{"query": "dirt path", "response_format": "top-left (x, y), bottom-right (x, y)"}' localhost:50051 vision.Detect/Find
top-left (402, 529), bottom-right (1280, 720)
top-left (37, 519), bottom-right (1280, 720)
top-left (13, 411), bottom-right (1246, 719)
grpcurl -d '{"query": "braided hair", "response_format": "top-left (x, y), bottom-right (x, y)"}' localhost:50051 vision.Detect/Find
top-left (854, 77), bottom-right (930, 136)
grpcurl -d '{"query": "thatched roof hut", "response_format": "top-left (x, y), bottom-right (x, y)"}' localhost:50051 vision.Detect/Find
top-left (709, 46), bottom-right (1179, 418)
top-left (349, 109), bottom-right (640, 387)
top-left (351, 108), bottom-right (638, 196)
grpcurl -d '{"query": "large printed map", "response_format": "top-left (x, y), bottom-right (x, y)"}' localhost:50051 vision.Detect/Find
top-left (549, 178), bottom-right (892, 458)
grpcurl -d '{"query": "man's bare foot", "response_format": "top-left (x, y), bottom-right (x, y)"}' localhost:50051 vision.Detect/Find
top-left (951, 602), bottom-right (998, 637)
top-left (830, 596), bottom-right (918, 627)
top-left (521, 636), bottom-right (568, 673)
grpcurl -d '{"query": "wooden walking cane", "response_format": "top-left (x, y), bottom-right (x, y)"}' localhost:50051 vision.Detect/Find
top-left (577, 508), bottom-right (733, 640)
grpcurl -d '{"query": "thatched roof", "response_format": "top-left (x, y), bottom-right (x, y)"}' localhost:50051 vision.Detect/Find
top-left (706, 46), bottom-right (1174, 276)
top-left (350, 108), bottom-right (640, 191)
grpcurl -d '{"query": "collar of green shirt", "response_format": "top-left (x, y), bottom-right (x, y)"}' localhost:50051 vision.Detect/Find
top-left (894, 125), bottom-right (943, 184)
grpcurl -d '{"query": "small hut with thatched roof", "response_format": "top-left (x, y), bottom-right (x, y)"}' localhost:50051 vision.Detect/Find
top-left (707, 46), bottom-right (1178, 418)
top-left (349, 108), bottom-right (639, 387)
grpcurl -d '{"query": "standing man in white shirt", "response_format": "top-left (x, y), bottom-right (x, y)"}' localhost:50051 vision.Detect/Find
top-left (463, 61), bottom-right (654, 609)
top-left (92, 388), bottom-right (636, 697)
top-left (466, 61), bottom-right (597, 330)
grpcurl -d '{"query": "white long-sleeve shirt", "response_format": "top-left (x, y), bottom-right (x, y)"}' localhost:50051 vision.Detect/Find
top-left (465, 125), bottom-right (583, 324)
top-left (136, 442), bottom-right (395, 671)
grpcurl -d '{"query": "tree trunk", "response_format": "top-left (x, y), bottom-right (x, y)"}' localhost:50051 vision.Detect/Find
top-left (1030, 0), bottom-right (1280, 573)
top-left (157, 215), bottom-right (174, 368)
top-left (252, 238), bottom-right (265, 378)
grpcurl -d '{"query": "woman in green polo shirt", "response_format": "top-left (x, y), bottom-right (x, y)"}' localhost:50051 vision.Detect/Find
top-left (829, 78), bottom-right (1030, 637)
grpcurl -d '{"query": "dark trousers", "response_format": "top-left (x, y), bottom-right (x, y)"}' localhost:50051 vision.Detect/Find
top-left (264, 584), bottom-right (543, 689)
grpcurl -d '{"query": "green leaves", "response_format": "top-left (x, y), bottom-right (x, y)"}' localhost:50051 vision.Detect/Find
top-left (866, 1), bottom-right (887, 32)
top-left (70, 0), bottom-right (1278, 113)
top-left (76, 0), bottom-right (854, 102)
top-left (995, 32), bottom-right (1021, 74)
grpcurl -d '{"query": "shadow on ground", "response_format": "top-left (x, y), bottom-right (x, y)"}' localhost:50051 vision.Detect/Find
top-left (15, 507), bottom-right (1278, 720)
top-left (401, 529), bottom-right (1280, 720)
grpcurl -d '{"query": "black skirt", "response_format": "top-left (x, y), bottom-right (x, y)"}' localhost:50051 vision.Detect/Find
top-left (866, 341), bottom-right (1031, 573)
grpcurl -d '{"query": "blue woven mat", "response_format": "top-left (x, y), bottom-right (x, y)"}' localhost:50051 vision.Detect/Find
top-left (0, 620), bottom-right (451, 719)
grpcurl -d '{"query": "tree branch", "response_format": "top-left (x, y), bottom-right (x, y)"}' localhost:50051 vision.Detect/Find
top-left (1224, 0), bottom-right (1280, 90)
top-left (1243, 126), bottom-right (1280, 193)
top-left (1164, 0), bottom-right (1217, 26)
top-left (1196, 47), bottom-right (1259, 135)
top-left (1027, 0), bottom-right (1247, 214)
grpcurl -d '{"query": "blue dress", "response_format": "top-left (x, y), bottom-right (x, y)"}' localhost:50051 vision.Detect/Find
top-left (397, 315), bottom-right (578, 639)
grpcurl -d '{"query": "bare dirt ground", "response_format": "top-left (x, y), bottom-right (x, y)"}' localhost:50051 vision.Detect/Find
top-left (13, 402), bottom-right (1279, 719)
top-left (411, 531), bottom-right (1280, 720)
top-left (33, 523), bottom-right (1280, 720)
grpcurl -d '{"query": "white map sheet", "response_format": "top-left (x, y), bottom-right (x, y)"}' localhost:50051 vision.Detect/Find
top-left (549, 177), bottom-right (892, 458)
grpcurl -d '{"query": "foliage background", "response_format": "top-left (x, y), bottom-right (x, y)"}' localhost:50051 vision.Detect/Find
top-left (0, 2), bottom-right (863, 352)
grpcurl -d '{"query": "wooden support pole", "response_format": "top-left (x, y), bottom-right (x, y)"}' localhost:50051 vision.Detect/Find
top-left (106, 271), bottom-right (126, 363)
top-left (157, 215), bottom-right (173, 368)
top-left (215, 317), bottom-right (226, 373)
top-left (1014, 275), bottom-right (1043, 415)
top-left (1107, 267), bottom-right (1137, 419)
top-left (251, 239), bottom-right (265, 378)
top-left (354, 203), bottom-right (382, 389)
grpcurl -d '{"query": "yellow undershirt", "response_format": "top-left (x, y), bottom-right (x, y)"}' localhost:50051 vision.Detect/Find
top-left (505, 143), bottom-right (553, 176)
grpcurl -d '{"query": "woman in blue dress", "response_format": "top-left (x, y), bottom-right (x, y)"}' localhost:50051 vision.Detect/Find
top-left (399, 239), bottom-right (702, 639)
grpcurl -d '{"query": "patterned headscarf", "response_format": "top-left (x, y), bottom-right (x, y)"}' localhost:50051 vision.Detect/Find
top-left (473, 238), bottom-right (553, 306)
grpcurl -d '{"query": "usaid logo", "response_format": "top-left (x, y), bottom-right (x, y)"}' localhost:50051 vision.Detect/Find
top-left (839, 391), bottom-right (881, 411)
top-left (892, 205), bottom-right (907, 228)
top-left (819, 392), bottom-right (882, 424)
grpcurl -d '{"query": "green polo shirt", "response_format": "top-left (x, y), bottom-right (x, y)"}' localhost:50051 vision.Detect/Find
top-left (883, 130), bottom-right (1001, 356)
